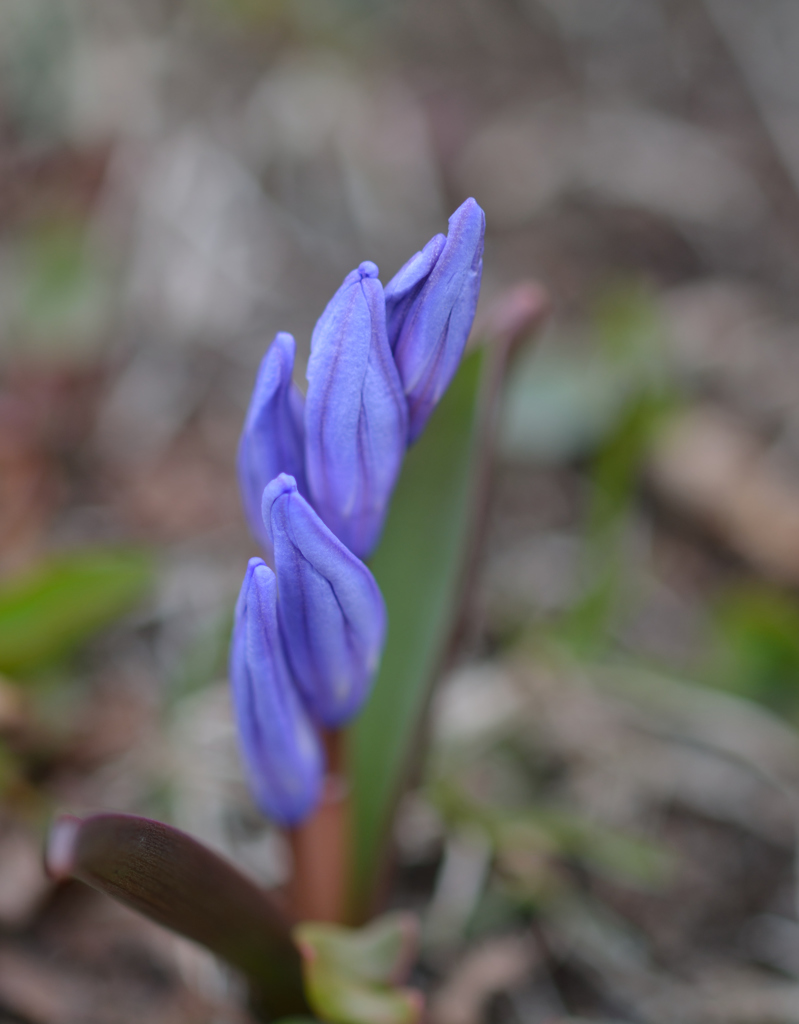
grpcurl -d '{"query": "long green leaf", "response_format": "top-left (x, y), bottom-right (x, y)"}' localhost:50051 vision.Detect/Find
top-left (347, 351), bottom-right (483, 920)
top-left (0, 548), bottom-right (152, 675)
top-left (347, 283), bottom-right (548, 921)
top-left (47, 813), bottom-right (308, 1018)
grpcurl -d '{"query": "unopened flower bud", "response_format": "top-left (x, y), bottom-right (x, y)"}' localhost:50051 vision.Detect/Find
top-left (263, 474), bottom-right (386, 729)
top-left (305, 262), bottom-right (408, 559)
top-left (238, 333), bottom-right (307, 552)
top-left (230, 558), bottom-right (324, 826)
top-left (385, 198), bottom-right (485, 442)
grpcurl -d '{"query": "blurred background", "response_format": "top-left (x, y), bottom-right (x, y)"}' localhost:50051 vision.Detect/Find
top-left (4, 0), bottom-right (799, 1021)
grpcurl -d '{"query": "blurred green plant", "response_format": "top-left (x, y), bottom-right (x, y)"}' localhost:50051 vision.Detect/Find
top-left (428, 725), bottom-right (671, 910)
top-left (506, 284), bottom-right (678, 656)
top-left (703, 586), bottom-right (799, 720)
top-left (3, 218), bottom-right (115, 364)
top-left (167, 607), bottom-right (235, 706)
top-left (0, 0), bottom-right (72, 143)
top-left (191, 0), bottom-right (388, 34)
top-left (0, 548), bottom-right (152, 678)
top-left (500, 284), bottom-right (668, 465)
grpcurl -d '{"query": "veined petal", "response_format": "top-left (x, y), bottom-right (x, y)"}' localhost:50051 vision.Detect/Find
top-left (238, 333), bottom-right (308, 552)
top-left (385, 198), bottom-right (485, 442)
top-left (263, 475), bottom-right (387, 729)
top-left (230, 558), bottom-right (324, 827)
top-left (384, 233), bottom-right (446, 352)
top-left (305, 262), bottom-right (408, 559)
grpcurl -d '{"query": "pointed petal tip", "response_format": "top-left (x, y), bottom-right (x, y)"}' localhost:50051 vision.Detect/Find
top-left (247, 332), bottom-right (297, 425)
top-left (449, 197), bottom-right (486, 242)
top-left (452, 195), bottom-right (484, 220)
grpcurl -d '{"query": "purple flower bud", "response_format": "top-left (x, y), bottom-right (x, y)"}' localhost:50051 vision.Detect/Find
top-left (305, 261), bottom-right (408, 559)
top-left (238, 333), bottom-right (307, 553)
top-left (262, 474), bottom-right (387, 729)
top-left (385, 198), bottom-right (485, 442)
top-left (230, 557), bottom-right (324, 827)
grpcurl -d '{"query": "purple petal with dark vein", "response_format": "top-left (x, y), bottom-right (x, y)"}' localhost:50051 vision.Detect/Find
top-left (385, 234), bottom-right (445, 353)
top-left (231, 558), bottom-right (324, 826)
top-left (263, 475), bottom-right (386, 728)
top-left (385, 198), bottom-right (485, 442)
top-left (305, 262), bottom-right (408, 559)
top-left (238, 332), bottom-right (308, 553)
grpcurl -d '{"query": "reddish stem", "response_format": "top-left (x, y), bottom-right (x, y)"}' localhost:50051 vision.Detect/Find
top-left (288, 730), bottom-right (350, 922)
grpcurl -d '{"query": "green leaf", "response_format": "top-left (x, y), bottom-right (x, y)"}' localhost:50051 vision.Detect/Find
top-left (294, 914), bottom-right (422, 1024)
top-left (348, 283), bottom-right (548, 921)
top-left (0, 548), bottom-right (152, 676)
top-left (47, 813), bottom-right (308, 1018)
top-left (347, 350), bottom-right (484, 921)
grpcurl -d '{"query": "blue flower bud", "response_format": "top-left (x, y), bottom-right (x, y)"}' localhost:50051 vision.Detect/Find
top-left (305, 261), bottom-right (408, 559)
top-left (262, 474), bottom-right (387, 729)
top-left (238, 333), bottom-right (308, 553)
top-left (230, 557), bottom-right (324, 827)
top-left (385, 198), bottom-right (485, 442)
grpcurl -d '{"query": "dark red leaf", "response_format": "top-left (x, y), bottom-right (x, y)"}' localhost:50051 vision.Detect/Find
top-left (47, 813), bottom-right (308, 1018)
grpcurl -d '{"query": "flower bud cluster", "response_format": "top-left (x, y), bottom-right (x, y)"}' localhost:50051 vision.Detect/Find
top-left (231, 199), bottom-right (485, 825)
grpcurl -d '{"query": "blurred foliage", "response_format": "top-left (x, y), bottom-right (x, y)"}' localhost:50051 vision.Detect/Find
top-left (0, 548), bottom-right (152, 677)
top-left (192, 0), bottom-right (388, 34)
top-left (167, 607), bottom-right (235, 705)
top-left (518, 285), bottom-right (678, 656)
top-left (295, 914), bottom-right (420, 1024)
top-left (504, 282), bottom-right (799, 735)
top-left (0, 0), bottom-right (72, 143)
top-left (500, 284), bottom-right (670, 466)
top-left (704, 586), bottom-right (799, 720)
top-left (430, 760), bottom-right (670, 900)
top-left (3, 218), bottom-right (115, 363)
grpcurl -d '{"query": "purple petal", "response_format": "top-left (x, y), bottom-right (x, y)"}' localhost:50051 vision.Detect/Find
top-left (263, 475), bottom-right (387, 729)
top-left (238, 333), bottom-right (308, 553)
top-left (385, 198), bottom-right (485, 442)
top-left (230, 558), bottom-right (324, 826)
top-left (305, 262), bottom-right (408, 559)
top-left (385, 234), bottom-right (446, 353)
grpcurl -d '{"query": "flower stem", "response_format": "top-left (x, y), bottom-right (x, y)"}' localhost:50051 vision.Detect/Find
top-left (288, 729), bottom-right (350, 922)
